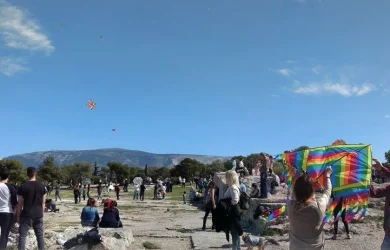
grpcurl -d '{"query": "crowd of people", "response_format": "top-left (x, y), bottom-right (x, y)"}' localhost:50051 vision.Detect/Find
top-left (2, 155), bottom-right (390, 250)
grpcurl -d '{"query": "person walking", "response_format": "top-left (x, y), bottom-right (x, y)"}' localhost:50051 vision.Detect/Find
top-left (55, 184), bottom-right (61, 201)
top-left (140, 182), bottom-right (146, 201)
top-left (0, 166), bottom-right (17, 249)
top-left (82, 185), bottom-right (86, 201)
top-left (78, 184), bottom-right (82, 203)
top-left (114, 183), bottom-right (120, 200)
top-left (16, 167), bottom-right (47, 250)
top-left (87, 184), bottom-right (91, 199)
top-left (73, 185), bottom-right (79, 204)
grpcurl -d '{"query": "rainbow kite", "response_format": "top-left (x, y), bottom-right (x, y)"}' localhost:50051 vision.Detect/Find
top-left (269, 144), bottom-right (372, 224)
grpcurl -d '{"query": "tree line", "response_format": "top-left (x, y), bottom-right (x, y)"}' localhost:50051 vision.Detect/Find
top-left (1, 145), bottom-right (389, 185)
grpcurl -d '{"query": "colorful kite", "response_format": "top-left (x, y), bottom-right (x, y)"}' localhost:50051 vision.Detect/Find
top-left (269, 144), bottom-right (372, 224)
top-left (86, 99), bottom-right (96, 110)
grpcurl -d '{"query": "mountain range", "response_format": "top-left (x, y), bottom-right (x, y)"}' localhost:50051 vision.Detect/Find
top-left (4, 148), bottom-right (231, 168)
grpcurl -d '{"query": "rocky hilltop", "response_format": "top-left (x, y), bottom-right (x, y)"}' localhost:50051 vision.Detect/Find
top-left (5, 148), bottom-right (230, 168)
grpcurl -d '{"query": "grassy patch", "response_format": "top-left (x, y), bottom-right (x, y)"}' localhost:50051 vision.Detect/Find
top-left (142, 241), bottom-right (161, 249)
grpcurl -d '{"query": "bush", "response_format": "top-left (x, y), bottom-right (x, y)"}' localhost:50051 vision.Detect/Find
top-left (272, 161), bottom-right (283, 177)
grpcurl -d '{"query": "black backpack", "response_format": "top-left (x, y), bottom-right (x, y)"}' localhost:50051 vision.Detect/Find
top-left (239, 191), bottom-right (251, 210)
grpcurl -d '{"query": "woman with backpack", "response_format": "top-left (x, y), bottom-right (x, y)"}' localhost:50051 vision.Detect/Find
top-left (202, 181), bottom-right (216, 231)
top-left (223, 170), bottom-right (243, 250)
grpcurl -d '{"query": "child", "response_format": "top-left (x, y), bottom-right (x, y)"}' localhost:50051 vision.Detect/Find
top-left (242, 233), bottom-right (265, 250)
top-left (183, 191), bottom-right (187, 204)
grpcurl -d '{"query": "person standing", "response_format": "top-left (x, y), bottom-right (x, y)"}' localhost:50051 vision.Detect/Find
top-left (114, 183), bottom-right (120, 200)
top-left (16, 167), bottom-right (47, 250)
top-left (259, 153), bottom-right (270, 198)
top-left (331, 196), bottom-right (351, 240)
top-left (87, 184), bottom-right (91, 199)
top-left (78, 184), bottom-right (82, 203)
top-left (370, 158), bottom-right (390, 249)
top-left (55, 184), bottom-right (61, 201)
top-left (183, 191), bottom-right (187, 204)
top-left (0, 166), bottom-right (17, 249)
top-left (202, 181), bottom-right (216, 230)
top-left (97, 183), bottom-right (102, 201)
top-left (223, 170), bottom-right (242, 250)
top-left (133, 184), bottom-right (140, 200)
top-left (73, 185), bottom-right (79, 204)
top-left (153, 184), bottom-right (158, 200)
top-left (82, 185), bottom-right (86, 201)
top-left (140, 182), bottom-right (146, 201)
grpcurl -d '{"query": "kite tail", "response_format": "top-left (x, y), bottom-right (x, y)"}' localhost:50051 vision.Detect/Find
top-left (268, 205), bottom-right (286, 221)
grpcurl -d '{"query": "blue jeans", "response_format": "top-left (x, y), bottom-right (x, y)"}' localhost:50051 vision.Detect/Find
top-left (231, 226), bottom-right (241, 250)
top-left (260, 172), bottom-right (268, 198)
top-left (382, 236), bottom-right (390, 250)
top-left (18, 217), bottom-right (44, 250)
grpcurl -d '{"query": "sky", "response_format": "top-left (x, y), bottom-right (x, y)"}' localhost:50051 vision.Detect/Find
top-left (0, 0), bottom-right (389, 161)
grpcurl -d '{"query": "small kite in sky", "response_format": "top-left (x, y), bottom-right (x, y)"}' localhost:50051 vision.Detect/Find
top-left (85, 99), bottom-right (96, 110)
top-left (112, 129), bottom-right (116, 132)
top-left (100, 36), bottom-right (103, 39)
top-left (59, 23), bottom-right (63, 28)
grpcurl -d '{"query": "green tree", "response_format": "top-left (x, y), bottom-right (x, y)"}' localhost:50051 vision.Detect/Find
top-left (62, 163), bottom-right (93, 185)
top-left (38, 157), bottom-right (62, 184)
top-left (170, 158), bottom-right (204, 179)
top-left (292, 146), bottom-right (310, 152)
top-left (107, 162), bottom-right (130, 183)
top-left (385, 150), bottom-right (390, 163)
top-left (0, 159), bottom-right (26, 183)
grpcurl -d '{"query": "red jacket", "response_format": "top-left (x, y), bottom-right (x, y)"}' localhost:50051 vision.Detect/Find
top-left (370, 166), bottom-right (390, 235)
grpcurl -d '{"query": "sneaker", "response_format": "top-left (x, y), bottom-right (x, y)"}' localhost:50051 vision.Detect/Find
top-left (346, 234), bottom-right (351, 239)
top-left (331, 235), bottom-right (337, 240)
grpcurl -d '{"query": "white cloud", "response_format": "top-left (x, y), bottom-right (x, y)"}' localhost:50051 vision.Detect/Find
top-left (385, 114), bottom-right (390, 119)
top-left (0, 56), bottom-right (28, 76)
top-left (312, 65), bottom-right (321, 75)
top-left (275, 68), bottom-right (294, 77)
top-left (0, 1), bottom-right (54, 55)
top-left (286, 60), bottom-right (296, 64)
top-left (294, 82), bottom-right (374, 97)
top-left (271, 94), bottom-right (280, 98)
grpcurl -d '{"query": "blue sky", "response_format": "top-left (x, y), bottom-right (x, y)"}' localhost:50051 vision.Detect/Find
top-left (0, 0), bottom-right (389, 161)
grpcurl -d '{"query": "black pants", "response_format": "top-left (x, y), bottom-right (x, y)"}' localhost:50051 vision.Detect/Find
top-left (19, 217), bottom-right (44, 250)
top-left (334, 208), bottom-right (349, 234)
top-left (203, 203), bottom-right (215, 229)
top-left (260, 172), bottom-right (268, 198)
top-left (0, 213), bottom-right (13, 249)
top-left (140, 191), bottom-right (145, 201)
top-left (74, 193), bottom-right (78, 204)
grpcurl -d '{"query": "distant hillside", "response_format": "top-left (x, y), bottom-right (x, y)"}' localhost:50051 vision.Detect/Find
top-left (4, 148), bottom-right (231, 168)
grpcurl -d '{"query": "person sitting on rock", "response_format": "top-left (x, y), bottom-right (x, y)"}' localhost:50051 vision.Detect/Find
top-left (45, 199), bottom-right (59, 212)
top-left (99, 199), bottom-right (123, 228)
top-left (250, 183), bottom-right (260, 198)
top-left (269, 169), bottom-right (280, 195)
top-left (81, 198), bottom-right (100, 227)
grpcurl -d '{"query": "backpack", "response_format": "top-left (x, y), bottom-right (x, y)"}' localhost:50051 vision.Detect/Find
top-left (239, 190), bottom-right (251, 210)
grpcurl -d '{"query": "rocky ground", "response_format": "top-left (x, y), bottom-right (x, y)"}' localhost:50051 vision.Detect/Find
top-left (6, 183), bottom-right (388, 250)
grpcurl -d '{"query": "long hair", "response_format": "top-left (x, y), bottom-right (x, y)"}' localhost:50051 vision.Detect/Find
top-left (293, 172), bottom-right (315, 211)
top-left (225, 170), bottom-right (239, 186)
top-left (86, 198), bottom-right (96, 208)
top-left (104, 199), bottom-right (117, 212)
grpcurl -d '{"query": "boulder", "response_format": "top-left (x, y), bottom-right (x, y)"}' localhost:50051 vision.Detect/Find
top-left (213, 172), bottom-right (287, 235)
top-left (62, 227), bottom-right (134, 250)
